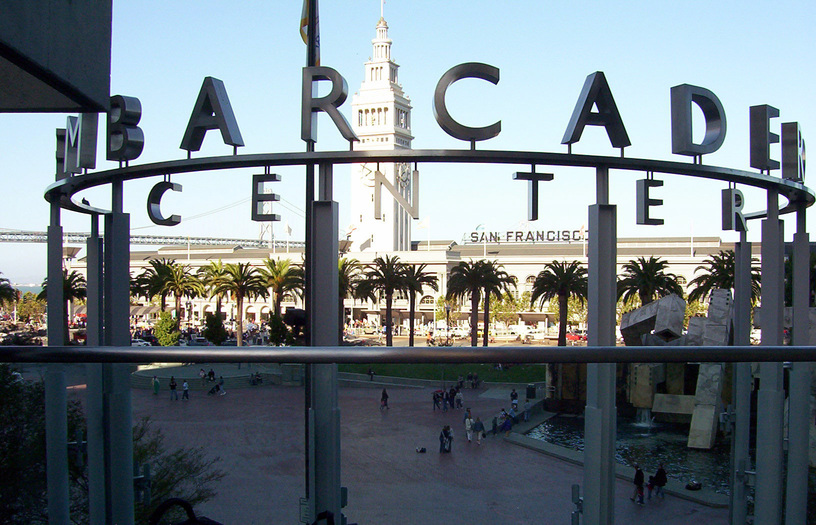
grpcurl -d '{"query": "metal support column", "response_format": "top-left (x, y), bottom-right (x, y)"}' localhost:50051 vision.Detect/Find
top-left (730, 231), bottom-right (751, 525)
top-left (785, 205), bottom-right (810, 525)
top-left (584, 165), bottom-right (617, 524)
top-left (102, 181), bottom-right (134, 525)
top-left (85, 215), bottom-right (106, 524)
top-left (755, 188), bottom-right (785, 525)
top-left (309, 197), bottom-right (341, 522)
top-left (46, 201), bottom-right (69, 525)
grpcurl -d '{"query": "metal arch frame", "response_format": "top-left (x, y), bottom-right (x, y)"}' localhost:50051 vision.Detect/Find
top-left (44, 148), bottom-right (814, 217)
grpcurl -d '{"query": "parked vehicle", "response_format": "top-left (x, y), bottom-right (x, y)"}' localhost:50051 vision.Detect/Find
top-left (131, 339), bottom-right (151, 346)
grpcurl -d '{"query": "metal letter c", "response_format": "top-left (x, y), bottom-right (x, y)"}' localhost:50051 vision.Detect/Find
top-left (147, 181), bottom-right (182, 226)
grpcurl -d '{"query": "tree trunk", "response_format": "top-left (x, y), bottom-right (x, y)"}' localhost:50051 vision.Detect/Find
top-left (274, 291), bottom-right (282, 318)
top-left (236, 295), bottom-right (244, 346)
top-left (558, 292), bottom-right (568, 347)
top-left (483, 293), bottom-right (490, 347)
top-left (470, 291), bottom-right (479, 347)
top-left (385, 291), bottom-right (393, 346)
top-left (408, 291), bottom-right (416, 347)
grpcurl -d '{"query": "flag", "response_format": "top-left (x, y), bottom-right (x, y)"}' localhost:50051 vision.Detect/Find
top-left (416, 217), bottom-right (429, 229)
top-left (300, 0), bottom-right (320, 66)
top-left (285, 222), bottom-right (293, 236)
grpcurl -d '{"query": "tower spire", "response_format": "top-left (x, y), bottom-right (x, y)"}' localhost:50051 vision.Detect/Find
top-left (381, 0), bottom-right (385, 18)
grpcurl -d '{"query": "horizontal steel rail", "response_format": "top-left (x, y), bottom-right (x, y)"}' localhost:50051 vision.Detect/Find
top-left (1, 345), bottom-right (814, 364)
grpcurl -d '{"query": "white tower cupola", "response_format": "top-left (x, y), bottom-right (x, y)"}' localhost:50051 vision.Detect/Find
top-left (349, 13), bottom-right (414, 253)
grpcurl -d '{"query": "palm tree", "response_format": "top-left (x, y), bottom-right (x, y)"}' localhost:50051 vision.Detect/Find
top-left (133, 258), bottom-right (174, 310)
top-left (403, 263), bottom-right (439, 347)
top-left (261, 258), bottom-right (303, 318)
top-left (530, 261), bottom-right (588, 347)
top-left (356, 255), bottom-right (407, 346)
top-left (198, 259), bottom-right (229, 315)
top-left (480, 260), bottom-right (517, 347)
top-left (161, 263), bottom-right (205, 322)
top-left (617, 256), bottom-right (684, 306)
top-left (0, 273), bottom-right (16, 307)
top-left (446, 260), bottom-right (485, 346)
top-left (213, 263), bottom-right (268, 346)
top-left (688, 250), bottom-right (761, 305)
top-left (38, 269), bottom-right (87, 344)
top-left (339, 258), bottom-right (363, 339)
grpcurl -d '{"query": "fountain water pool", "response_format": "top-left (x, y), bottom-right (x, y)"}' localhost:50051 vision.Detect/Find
top-left (526, 414), bottom-right (734, 495)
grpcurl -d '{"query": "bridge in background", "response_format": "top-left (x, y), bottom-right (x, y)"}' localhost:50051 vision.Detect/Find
top-left (0, 230), bottom-right (304, 249)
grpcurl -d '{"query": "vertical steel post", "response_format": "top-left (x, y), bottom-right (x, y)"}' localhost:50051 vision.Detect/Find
top-left (303, 0), bottom-right (319, 503)
top-left (46, 201), bottom-right (69, 525)
top-left (785, 205), bottom-right (810, 525)
top-left (584, 166), bottom-right (617, 524)
top-left (102, 181), bottom-right (134, 525)
top-left (310, 196), bottom-right (341, 521)
top-left (85, 215), bottom-right (107, 524)
top-left (730, 231), bottom-right (751, 525)
top-left (755, 188), bottom-right (784, 525)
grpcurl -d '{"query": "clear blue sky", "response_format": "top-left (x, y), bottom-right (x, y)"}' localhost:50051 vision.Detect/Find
top-left (1, 0), bottom-right (814, 284)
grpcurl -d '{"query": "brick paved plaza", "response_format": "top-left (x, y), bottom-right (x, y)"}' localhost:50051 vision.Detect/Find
top-left (131, 373), bottom-right (729, 524)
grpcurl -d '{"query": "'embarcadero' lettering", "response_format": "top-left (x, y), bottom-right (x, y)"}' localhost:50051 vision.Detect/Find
top-left (56, 62), bottom-right (804, 232)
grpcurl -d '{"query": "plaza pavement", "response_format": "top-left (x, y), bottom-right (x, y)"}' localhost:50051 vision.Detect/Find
top-left (131, 365), bottom-right (729, 525)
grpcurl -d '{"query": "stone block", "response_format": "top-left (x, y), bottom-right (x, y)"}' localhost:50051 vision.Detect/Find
top-left (665, 364), bottom-right (686, 395)
top-left (654, 294), bottom-right (687, 340)
top-left (651, 393), bottom-right (695, 415)
top-left (620, 294), bottom-right (686, 346)
top-left (688, 404), bottom-right (719, 449)
top-left (694, 363), bottom-right (723, 406)
top-left (707, 289), bottom-right (733, 325)
top-left (702, 323), bottom-right (730, 347)
top-left (686, 317), bottom-right (705, 346)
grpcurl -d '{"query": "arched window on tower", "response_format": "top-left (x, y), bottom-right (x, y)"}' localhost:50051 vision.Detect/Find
top-left (358, 110), bottom-right (363, 127)
top-left (384, 107), bottom-right (388, 125)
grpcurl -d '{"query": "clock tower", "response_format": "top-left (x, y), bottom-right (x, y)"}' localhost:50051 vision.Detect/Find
top-left (348, 14), bottom-right (414, 252)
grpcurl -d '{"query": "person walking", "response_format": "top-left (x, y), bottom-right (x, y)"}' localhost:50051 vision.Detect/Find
top-left (464, 413), bottom-right (474, 443)
top-left (472, 417), bottom-right (485, 445)
top-left (648, 464), bottom-right (667, 500)
top-left (151, 375), bottom-right (160, 395)
top-left (181, 380), bottom-right (189, 400)
top-left (380, 388), bottom-right (389, 410)
top-left (630, 464), bottom-right (645, 505)
top-left (523, 399), bottom-right (531, 422)
top-left (368, 367), bottom-right (375, 381)
top-left (199, 368), bottom-right (206, 386)
top-left (439, 425), bottom-right (453, 453)
top-left (218, 376), bottom-right (226, 395)
top-left (433, 391), bottom-right (441, 411)
top-left (169, 376), bottom-right (178, 401)
top-left (455, 389), bottom-right (464, 409)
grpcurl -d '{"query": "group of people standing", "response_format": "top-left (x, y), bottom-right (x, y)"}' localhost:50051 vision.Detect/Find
top-left (432, 386), bottom-right (464, 411)
top-left (631, 463), bottom-right (668, 505)
top-left (153, 372), bottom-right (226, 400)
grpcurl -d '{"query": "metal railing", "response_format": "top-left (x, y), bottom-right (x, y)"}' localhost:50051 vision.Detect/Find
top-left (1, 344), bottom-right (814, 364)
